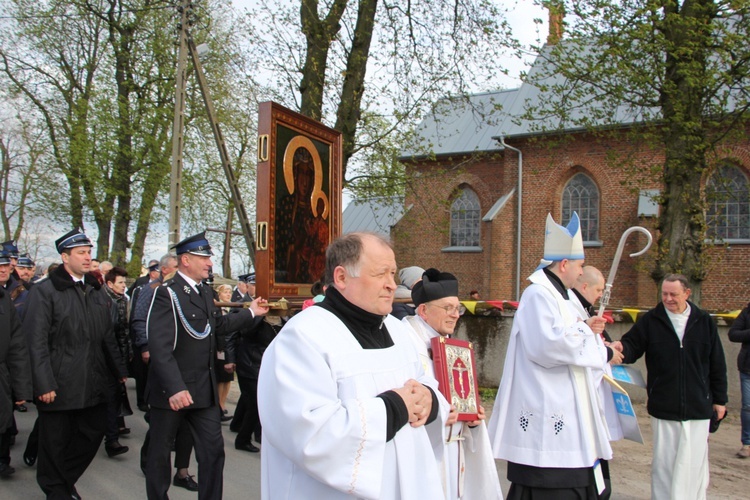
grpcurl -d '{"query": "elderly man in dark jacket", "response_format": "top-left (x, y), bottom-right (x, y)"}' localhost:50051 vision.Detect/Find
top-left (0, 268), bottom-right (31, 477)
top-left (24, 228), bottom-right (128, 499)
top-left (616, 273), bottom-right (727, 500)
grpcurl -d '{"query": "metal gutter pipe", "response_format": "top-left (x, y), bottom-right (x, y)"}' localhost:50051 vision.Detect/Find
top-left (495, 135), bottom-right (523, 300)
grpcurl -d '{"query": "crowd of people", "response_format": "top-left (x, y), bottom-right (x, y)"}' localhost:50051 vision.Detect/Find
top-left (0, 219), bottom-right (743, 499)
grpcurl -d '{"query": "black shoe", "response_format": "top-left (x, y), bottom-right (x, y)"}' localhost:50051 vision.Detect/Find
top-left (221, 414), bottom-right (233, 422)
top-left (137, 403), bottom-right (149, 412)
top-left (235, 442), bottom-right (259, 453)
top-left (14, 404), bottom-right (27, 412)
top-left (0, 463), bottom-right (15, 478)
top-left (223, 408), bottom-right (228, 415)
top-left (23, 450), bottom-right (36, 466)
top-left (71, 485), bottom-right (81, 499)
top-left (105, 440), bottom-right (129, 457)
top-left (173, 473), bottom-right (198, 491)
top-left (118, 427), bottom-right (131, 435)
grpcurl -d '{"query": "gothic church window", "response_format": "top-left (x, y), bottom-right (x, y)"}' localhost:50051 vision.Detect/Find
top-left (450, 187), bottom-right (481, 247)
top-left (562, 173), bottom-right (600, 242)
top-left (706, 164), bottom-right (750, 241)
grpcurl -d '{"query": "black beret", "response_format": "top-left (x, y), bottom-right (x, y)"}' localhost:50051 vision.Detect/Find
top-left (411, 268), bottom-right (459, 306)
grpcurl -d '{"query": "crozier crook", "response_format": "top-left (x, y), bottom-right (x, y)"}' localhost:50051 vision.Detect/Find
top-left (597, 226), bottom-right (653, 317)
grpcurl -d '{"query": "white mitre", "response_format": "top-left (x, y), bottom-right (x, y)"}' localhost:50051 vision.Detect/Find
top-left (538, 212), bottom-right (585, 268)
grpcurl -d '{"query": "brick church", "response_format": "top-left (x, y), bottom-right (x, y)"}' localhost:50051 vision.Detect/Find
top-left (390, 43), bottom-right (750, 312)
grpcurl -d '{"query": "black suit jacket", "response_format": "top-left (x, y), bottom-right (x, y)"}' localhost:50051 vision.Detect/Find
top-left (230, 289), bottom-right (248, 303)
top-left (127, 274), bottom-right (151, 299)
top-left (145, 273), bottom-right (254, 410)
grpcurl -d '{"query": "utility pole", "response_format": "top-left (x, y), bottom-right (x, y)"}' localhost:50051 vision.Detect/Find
top-left (168, 0), bottom-right (191, 248)
top-left (167, 0), bottom-right (257, 264)
top-left (206, 212), bottom-right (244, 278)
top-left (187, 34), bottom-right (257, 265)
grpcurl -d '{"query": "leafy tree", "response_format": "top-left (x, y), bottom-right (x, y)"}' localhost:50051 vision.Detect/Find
top-left (0, 112), bottom-right (51, 242)
top-left (518, 0), bottom-right (750, 303)
top-left (179, 0), bottom-right (261, 277)
top-left (242, 0), bottom-right (517, 194)
top-left (0, 0), bottom-right (258, 273)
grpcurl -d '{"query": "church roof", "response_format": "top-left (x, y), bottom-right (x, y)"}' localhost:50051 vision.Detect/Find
top-left (342, 197), bottom-right (406, 236)
top-left (399, 89), bottom-right (519, 159)
top-left (402, 36), bottom-right (744, 158)
top-left (492, 43), bottom-right (646, 139)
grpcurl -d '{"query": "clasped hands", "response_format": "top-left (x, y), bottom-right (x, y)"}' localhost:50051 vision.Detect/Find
top-left (583, 317), bottom-right (625, 365)
top-left (393, 379), bottom-right (432, 428)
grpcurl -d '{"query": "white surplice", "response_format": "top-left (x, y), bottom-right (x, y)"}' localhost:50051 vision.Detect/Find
top-left (567, 290), bottom-right (624, 442)
top-left (257, 307), bottom-right (449, 500)
top-left (402, 315), bottom-right (503, 500)
top-left (487, 269), bottom-right (613, 468)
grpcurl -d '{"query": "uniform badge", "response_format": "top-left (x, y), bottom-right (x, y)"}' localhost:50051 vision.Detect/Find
top-left (183, 285), bottom-right (191, 295)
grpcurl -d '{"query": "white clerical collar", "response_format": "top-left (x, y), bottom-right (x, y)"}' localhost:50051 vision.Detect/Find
top-left (178, 271), bottom-right (201, 293)
top-left (666, 303), bottom-right (691, 319)
top-left (416, 315), bottom-right (439, 337)
top-left (413, 315), bottom-right (443, 350)
top-left (665, 303), bottom-right (691, 342)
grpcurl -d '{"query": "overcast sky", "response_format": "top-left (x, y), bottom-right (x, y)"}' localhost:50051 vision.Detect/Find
top-left (228, 0), bottom-right (549, 89)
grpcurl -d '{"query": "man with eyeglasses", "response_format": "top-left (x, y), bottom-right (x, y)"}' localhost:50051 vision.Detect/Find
top-left (402, 268), bottom-right (502, 499)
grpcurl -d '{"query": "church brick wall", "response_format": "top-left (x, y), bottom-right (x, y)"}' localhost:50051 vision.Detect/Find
top-left (393, 131), bottom-right (750, 311)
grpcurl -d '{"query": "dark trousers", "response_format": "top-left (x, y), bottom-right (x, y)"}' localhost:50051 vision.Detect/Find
top-left (0, 426), bottom-right (10, 465)
top-left (105, 379), bottom-right (127, 443)
top-left (229, 392), bottom-right (246, 431)
top-left (235, 375), bottom-right (261, 445)
top-left (141, 418), bottom-right (194, 470)
top-left (132, 346), bottom-right (149, 407)
top-left (146, 406), bottom-right (224, 500)
top-left (37, 404), bottom-right (107, 500)
top-left (24, 417), bottom-right (39, 463)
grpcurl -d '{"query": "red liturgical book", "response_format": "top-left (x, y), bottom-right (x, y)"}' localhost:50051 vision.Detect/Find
top-left (430, 336), bottom-right (480, 421)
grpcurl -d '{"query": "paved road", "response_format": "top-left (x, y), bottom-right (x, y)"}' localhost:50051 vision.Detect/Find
top-left (2, 380), bottom-right (262, 499)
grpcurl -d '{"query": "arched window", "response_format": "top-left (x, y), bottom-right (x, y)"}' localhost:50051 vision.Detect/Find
top-left (706, 164), bottom-right (750, 240)
top-left (450, 187), bottom-right (481, 247)
top-left (562, 173), bottom-right (600, 242)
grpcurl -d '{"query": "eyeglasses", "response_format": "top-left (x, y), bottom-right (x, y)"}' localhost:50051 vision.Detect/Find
top-left (426, 303), bottom-right (466, 316)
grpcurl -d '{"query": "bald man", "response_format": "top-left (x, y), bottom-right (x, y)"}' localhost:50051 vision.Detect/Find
top-left (568, 265), bottom-right (625, 451)
top-left (570, 267), bottom-right (605, 322)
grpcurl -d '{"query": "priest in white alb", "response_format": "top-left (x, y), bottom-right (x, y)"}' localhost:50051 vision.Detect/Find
top-left (402, 268), bottom-right (503, 499)
top-left (257, 232), bottom-right (449, 499)
top-left (487, 213), bottom-right (617, 499)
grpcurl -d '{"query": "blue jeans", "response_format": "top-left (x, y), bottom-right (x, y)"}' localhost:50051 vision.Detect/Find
top-left (741, 371), bottom-right (750, 445)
